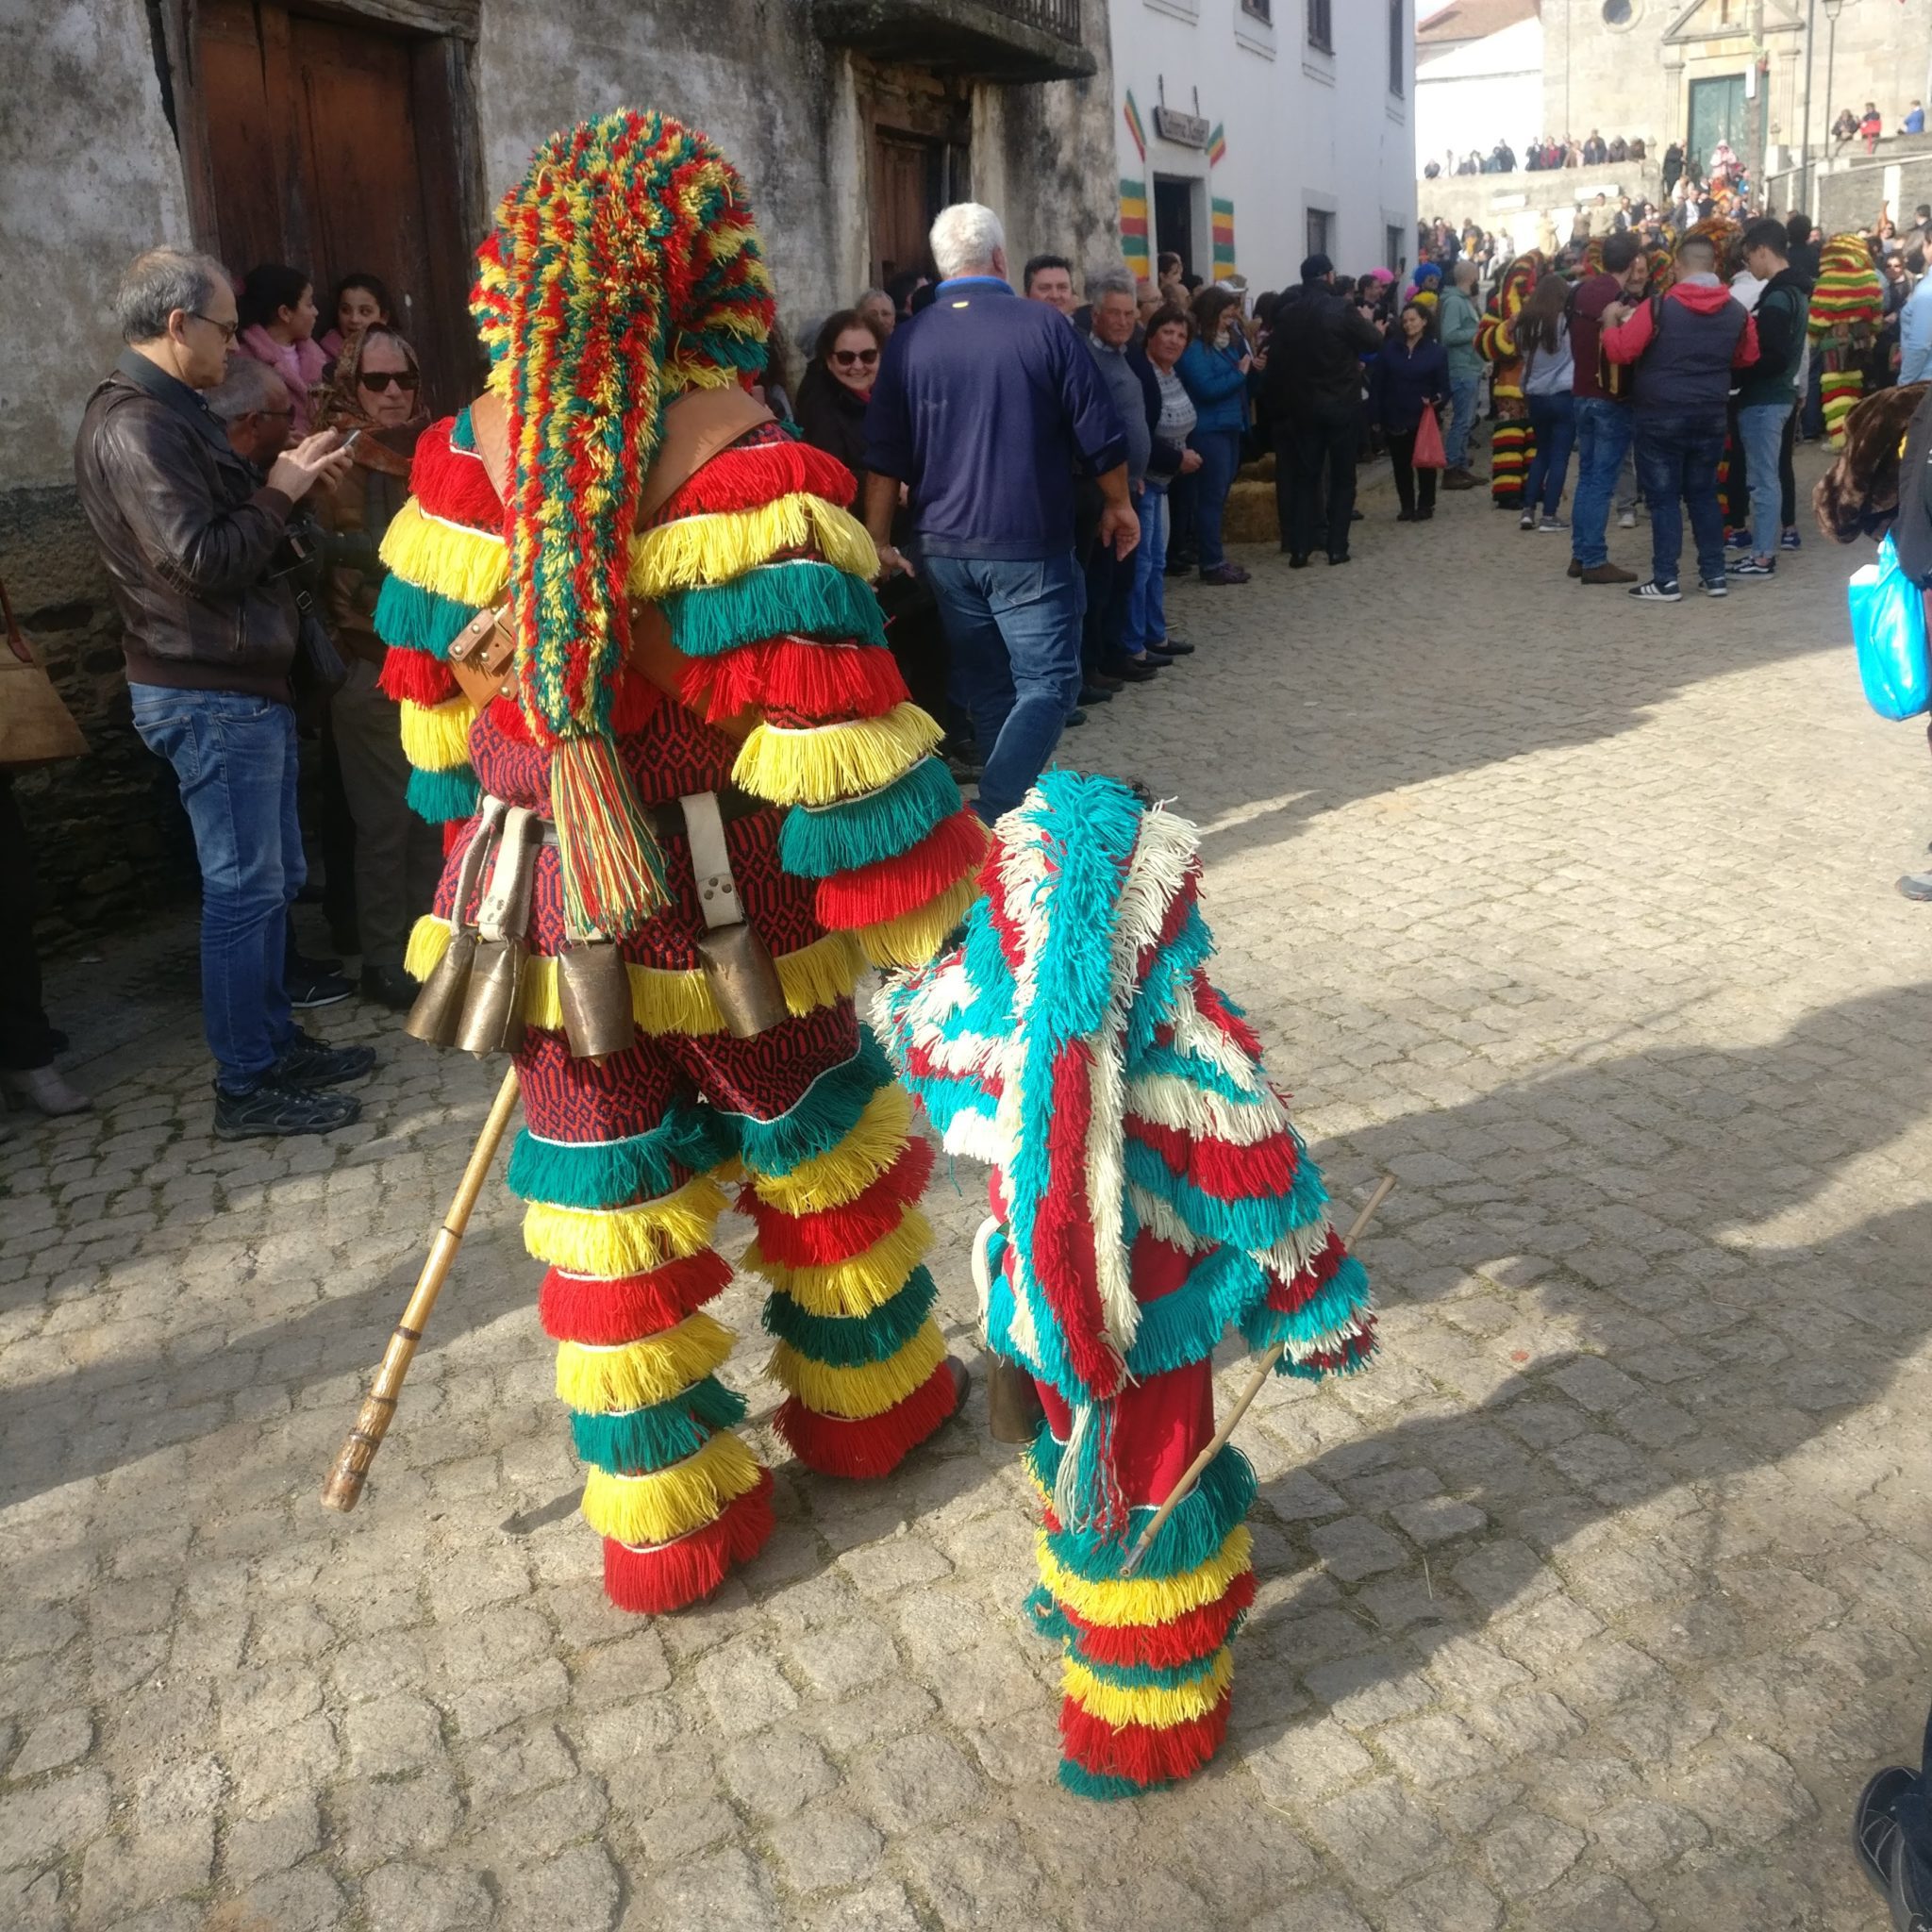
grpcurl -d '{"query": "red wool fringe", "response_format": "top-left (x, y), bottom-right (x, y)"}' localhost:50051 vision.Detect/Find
top-left (739, 1139), bottom-right (933, 1269)
top-left (652, 441), bottom-right (858, 524)
top-left (1190, 974), bottom-right (1264, 1062)
top-left (1126, 1116), bottom-right (1301, 1203)
top-left (379, 646), bottom-right (460, 708)
top-left (1132, 868), bottom-right (1202, 982)
top-left (1263, 1226), bottom-right (1349, 1314)
top-left (411, 418), bottom-right (509, 529)
top-left (815, 810), bottom-right (988, 932)
top-left (1060, 1690), bottom-right (1232, 1787)
top-left (601, 1469), bottom-right (775, 1613)
top-left (1035, 1040), bottom-right (1124, 1403)
top-left (776, 1358), bottom-right (958, 1477)
top-left (539, 1251), bottom-right (734, 1344)
top-left (1060, 1570), bottom-right (1257, 1670)
top-left (682, 637), bottom-right (907, 725)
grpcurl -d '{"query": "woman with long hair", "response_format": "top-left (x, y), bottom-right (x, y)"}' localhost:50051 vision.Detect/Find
top-left (319, 272), bottom-right (394, 365)
top-left (792, 308), bottom-right (883, 501)
top-left (1514, 271), bottom-right (1577, 531)
top-left (1177, 285), bottom-right (1254, 585)
top-left (236, 263), bottom-right (327, 434)
top-left (310, 325), bottom-right (441, 1009)
top-left (1369, 301), bottom-right (1449, 522)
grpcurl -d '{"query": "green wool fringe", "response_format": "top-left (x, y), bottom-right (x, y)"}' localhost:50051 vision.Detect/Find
top-left (1069, 1639), bottom-right (1238, 1694)
top-left (570, 1376), bottom-right (748, 1474)
top-left (777, 757), bottom-right (962, 880)
top-left (374, 574), bottom-right (479, 661)
top-left (1029, 1430), bottom-right (1257, 1583)
top-left (407, 764), bottom-right (480, 824)
top-left (1241, 1257), bottom-right (1373, 1366)
top-left (728, 1032), bottom-right (892, 1177)
top-left (1024, 1583), bottom-right (1072, 1644)
top-left (664, 559), bottom-right (887, 658)
top-left (1123, 1245), bottom-right (1263, 1379)
top-left (506, 1108), bottom-right (737, 1210)
top-left (759, 1266), bottom-right (938, 1367)
top-left (1058, 1762), bottom-right (1153, 1802)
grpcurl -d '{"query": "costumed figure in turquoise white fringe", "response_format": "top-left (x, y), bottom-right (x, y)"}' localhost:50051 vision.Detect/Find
top-left (880, 772), bottom-right (1376, 1797)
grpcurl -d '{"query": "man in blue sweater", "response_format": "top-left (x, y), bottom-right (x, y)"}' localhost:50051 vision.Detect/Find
top-left (862, 203), bottom-right (1137, 824)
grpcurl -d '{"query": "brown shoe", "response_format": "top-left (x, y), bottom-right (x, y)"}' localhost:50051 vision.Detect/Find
top-left (1441, 467), bottom-right (1481, 491)
top-left (1579, 562), bottom-right (1638, 585)
top-left (1567, 558), bottom-right (1583, 578)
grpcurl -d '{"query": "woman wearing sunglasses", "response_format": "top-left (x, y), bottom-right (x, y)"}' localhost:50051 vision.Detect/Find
top-left (794, 308), bottom-right (884, 502)
top-left (311, 326), bottom-right (441, 1011)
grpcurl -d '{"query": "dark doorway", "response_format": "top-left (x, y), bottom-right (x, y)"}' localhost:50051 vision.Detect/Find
top-left (871, 126), bottom-right (968, 286)
top-left (188, 0), bottom-right (481, 413)
top-left (1153, 175), bottom-right (1195, 279)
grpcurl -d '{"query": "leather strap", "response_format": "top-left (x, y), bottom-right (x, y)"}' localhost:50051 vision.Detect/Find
top-left (680, 791), bottom-right (743, 934)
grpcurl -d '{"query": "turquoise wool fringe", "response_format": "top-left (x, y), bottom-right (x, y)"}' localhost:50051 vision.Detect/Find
top-left (374, 575), bottom-right (479, 661)
top-left (407, 764), bottom-right (480, 824)
top-left (1121, 1140), bottom-right (1314, 1256)
top-left (1028, 1428), bottom-right (1257, 1582)
top-left (985, 1267), bottom-right (1072, 1395)
top-left (1124, 906), bottom-right (1215, 1062)
top-left (1058, 1762), bottom-right (1154, 1802)
top-left (777, 757), bottom-right (961, 879)
top-left (505, 1107), bottom-right (737, 1211)
top-left (727, 1032), bottom-right (891, 1177)
top-left (1241, 1255), bottom-right (1373, 1363)
top-left (1024, 1583), bottom-right (1072, 1644)
top-left (664, 559), bottom-right (888, 658)
top-left (759, 1265), bottom-right (938, 1367)
top-left (1068, 1641), bottom-right (1235, 1695)
top-left (1123, 1244), bottom-right (1269, 1379)
top-left (569, 1375), bottom-right (748, 1474)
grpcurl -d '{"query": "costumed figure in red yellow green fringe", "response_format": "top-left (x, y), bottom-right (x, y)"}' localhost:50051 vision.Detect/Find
top-left (1809, 234), bottom-right (1887, 450)
top-left (374, 110), bottom-right (981, 1615)
top-left (878, 773), bottom-right (1376, 1798)
top-left (1478, 252), bottom-right (1546, 510)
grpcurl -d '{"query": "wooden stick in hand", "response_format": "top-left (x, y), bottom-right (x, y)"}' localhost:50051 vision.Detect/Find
top-left (1118, 1174), bottom-right (1396, 1576)
top-left (320, 1065), bottom-right (522, 1512)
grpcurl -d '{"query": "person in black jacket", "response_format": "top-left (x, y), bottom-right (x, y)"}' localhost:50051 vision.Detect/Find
top-left (1263, 254), bottom-right (1385, 565)
top-left (1370, 303), bottom-right (1450, 521)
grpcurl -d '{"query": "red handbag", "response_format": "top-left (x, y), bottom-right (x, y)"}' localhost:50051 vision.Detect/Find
top-left (1412, 408), bottom-right (1448, 470)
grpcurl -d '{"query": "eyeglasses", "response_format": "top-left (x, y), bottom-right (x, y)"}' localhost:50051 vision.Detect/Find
top-left (358, 369), bottom-right (420, 392)
top-left (831, 349), bottom-right (879, 368)
top-left (190, 311), bottom-right (239, 341)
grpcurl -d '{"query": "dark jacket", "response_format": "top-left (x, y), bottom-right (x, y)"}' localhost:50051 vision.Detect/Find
top-left (1262, 287), bottom-right (1383, 420)
top-left (1126, 344), bottom-right (1186, 482)
top-left (1368, 338), bottom-right (1449, 433)
top-left (75, 354), bottom-right (298, 698)
top-left (1602, 278), bottom-right (1759, 419)
top-left (1737, 266), bottom-right (1813, 408)
top-left (794, 363), bottom-right (868, 507)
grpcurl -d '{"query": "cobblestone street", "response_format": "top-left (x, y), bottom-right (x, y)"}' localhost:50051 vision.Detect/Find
top-left (5, 456), bottom-right (1930, 1932)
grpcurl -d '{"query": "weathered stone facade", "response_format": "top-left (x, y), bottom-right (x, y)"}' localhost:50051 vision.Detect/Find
top-left (1, 0), bottom-right (1117, 939)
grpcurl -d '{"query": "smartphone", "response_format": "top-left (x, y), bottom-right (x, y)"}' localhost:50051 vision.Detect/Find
top-left (340, 429), bottom-right (362, 455)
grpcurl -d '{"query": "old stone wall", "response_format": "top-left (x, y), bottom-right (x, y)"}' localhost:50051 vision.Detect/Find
top-left (1418, 158), bottom-right (1664, 242)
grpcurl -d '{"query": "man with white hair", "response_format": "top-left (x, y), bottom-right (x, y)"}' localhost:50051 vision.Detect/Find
top-left (862, 202), bottom-right (1137, 824)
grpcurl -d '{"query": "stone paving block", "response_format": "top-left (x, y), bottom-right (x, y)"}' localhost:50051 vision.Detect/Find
top-left (852, 1732), bottom-right (985, 1835)
top-left (1309, 1776), bottom-right (1448, 1894)
top-left (1308, 1516), bottom-right (1410, 1582)
top-left (358, 1860), bottom-right (494, 1932)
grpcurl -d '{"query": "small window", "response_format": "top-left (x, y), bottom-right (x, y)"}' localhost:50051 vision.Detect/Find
top-left (1388, 0), bottom-right (1405, 95)
top-left (1602, 0), bottom-right (1635, 22)
top-left (1386, 224), bottom-right (1406, 273)
top-left (1241, 0), bottom-right (1273, 20)
top-left (1307, 0), bottom-right (1333, 53)
top-left (1307, 207), bottom-right (1334, 258)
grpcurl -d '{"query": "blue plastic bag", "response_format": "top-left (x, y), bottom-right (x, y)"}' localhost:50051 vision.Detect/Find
top-left (1850, 533), bottom-right (1931, 721)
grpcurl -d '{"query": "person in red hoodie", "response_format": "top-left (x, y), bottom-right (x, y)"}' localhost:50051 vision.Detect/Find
top-left (1603, 233), bottom-right (1759, 602)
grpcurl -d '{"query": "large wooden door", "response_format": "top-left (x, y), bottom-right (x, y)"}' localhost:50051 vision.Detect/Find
top-left (874, 130), bottom-right (941, 286)
top-left (192, 0), bottom-right (479, 412)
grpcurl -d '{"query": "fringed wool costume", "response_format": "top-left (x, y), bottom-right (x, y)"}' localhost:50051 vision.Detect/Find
top-left (376, 111), bottom-right (979, 1613)
top-left (1479, 254), bottom-right (1545, 508)
top-left (879, 774), bottom-right (1376, 1798)
top-left (1810, 234), bottom-right (1887, 450)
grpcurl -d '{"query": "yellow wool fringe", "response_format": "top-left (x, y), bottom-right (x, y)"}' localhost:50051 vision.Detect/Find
top-left (578, 1430), bottom-right (764, 1545)
top-left (401, 919), bottom-right (859, 1035)
top-left (746, 1086), bottom-right (915, 1213)
top-left (1062, 1646), bottom-right (1236, 1729)
top-left (629, 493), bottom-right (879, 599)
top-left (734, 705), bottom-right (941, 808)
top-left (1036, 1526), bottom-right (1255, 1629)
top-left (399, 696), bottom-right (478, 774)
top-left (744, 1209), bottom-right (933, 1317)
top-left (524, 1175), bottom-right (730, 1274)
top-left (856, 877), bottom-right (979, 971)
top-left (379, 498), bottom-right (510, 608)
top-left (766, 1319), bottom-right (947, 1420)
top-left (555, 1311), bottom-right (736, 1414)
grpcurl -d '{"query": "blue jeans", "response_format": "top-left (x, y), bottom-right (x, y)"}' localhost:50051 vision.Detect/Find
top-left (1737, 399), bottom-right (1791, 559)
top-left (1524, 391), bottom-right (1577, 516)
top-left (1633, 412), bottom-right (1728, 588)
top-left (1191, 428), bottom-right (1242, 571)
top-left (1126, 487), bottom-right (1168, 649)
top-left (1571, 397), bottom-right (1636, 568)
top-left (1445, 373), bottom-right (1480, 470)
top-left (130, 685), bottom-right (301, 1091)
top-left (927, 551), bottom-right (1083, 824)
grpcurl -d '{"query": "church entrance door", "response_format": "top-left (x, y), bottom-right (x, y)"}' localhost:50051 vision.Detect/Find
top-left (1687, 75), bottom-right (1748, 176)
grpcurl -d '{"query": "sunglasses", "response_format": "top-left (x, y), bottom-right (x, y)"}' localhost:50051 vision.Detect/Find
top-left (358, 369), bottom-right (419, 392)
top-left (191, 311), bottom-right (239, 341)
top-left (831, 348), bottom-right (879, 367)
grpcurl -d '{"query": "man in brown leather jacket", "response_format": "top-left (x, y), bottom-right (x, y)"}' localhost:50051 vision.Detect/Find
top-left (74, 247), bottom-right (371, 1139)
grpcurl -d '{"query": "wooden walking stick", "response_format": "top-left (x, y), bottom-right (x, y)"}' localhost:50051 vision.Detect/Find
top-left (321, 1065), bottom-right (523, 1512)
top-left (1118, 1174), bottom-right (1396, 1577)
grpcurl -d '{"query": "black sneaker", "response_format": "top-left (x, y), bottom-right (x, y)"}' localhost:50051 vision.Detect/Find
top-left (1629, 578), bottom-right (1682, 602)
top-left (1700, 575), bottom-right (1728, 597)
top-left (287, 967), bottom-right (354, 1009)
top-left (1726, 556), bottom-right (1775, 577)
top-left (275, 1027), bottom-right (377, 1090)
top-left (213, 1079), bottom-right (362, 1141)
top-left (360, 965), bottom-right (419, 1012)
top-left (1150, 638), bottom-right (1195, 656)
